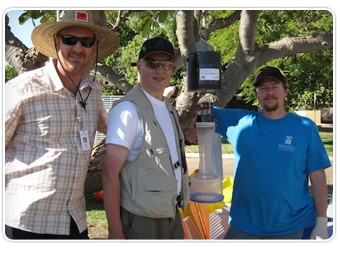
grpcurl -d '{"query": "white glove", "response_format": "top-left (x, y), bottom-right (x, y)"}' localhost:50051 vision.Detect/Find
top-left (310, 217), bottom-right (328, 240)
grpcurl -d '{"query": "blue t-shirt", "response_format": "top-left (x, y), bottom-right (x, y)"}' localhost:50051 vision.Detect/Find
top-left (213, 108), bottom-right (331, 235)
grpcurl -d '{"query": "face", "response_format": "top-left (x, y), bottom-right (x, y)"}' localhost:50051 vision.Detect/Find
top-left (255, 78), bottom-right (288, 113)
top-left (54, 26), bottom-right (96, 76)
top-left (137, 53), bottom-right (175, 99)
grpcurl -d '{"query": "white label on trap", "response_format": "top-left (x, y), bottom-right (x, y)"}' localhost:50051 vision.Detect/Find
top-left (199, 68), bottom-right (220, 81)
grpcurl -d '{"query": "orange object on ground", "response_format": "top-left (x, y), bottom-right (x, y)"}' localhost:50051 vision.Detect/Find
top-left (94, 191), bottom-right (104, 202)
top-left (180, 170), bottom-right (232, 239)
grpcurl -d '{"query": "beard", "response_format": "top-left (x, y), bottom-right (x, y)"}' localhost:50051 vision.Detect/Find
top-left (262, 97), bottom-right (279, 112)
top-left (59, 50), bottom-right (93, 75)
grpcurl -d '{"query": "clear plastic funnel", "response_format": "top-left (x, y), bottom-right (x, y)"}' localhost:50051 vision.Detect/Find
top-left (190, 121), bottom-right (223, 203)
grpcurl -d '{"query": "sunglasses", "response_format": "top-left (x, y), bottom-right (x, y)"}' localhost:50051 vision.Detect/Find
top-left (59, 35), bottom-right (96, 48)
top-left (142, 59), bottom-right (175, 71)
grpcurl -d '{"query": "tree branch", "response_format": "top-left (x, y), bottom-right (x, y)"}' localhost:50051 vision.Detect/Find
top-left (200, 10), bottom-right (241, 40)
top-left (96, 64), bottom-right (133, 93)
top-left (111, 10), bottom-right (143, 30)
top-left (258, 34), bottom-right (333, 65)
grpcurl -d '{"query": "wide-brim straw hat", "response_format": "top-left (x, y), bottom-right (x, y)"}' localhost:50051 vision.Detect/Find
top-left (32, 10), bottom-right (119, 60)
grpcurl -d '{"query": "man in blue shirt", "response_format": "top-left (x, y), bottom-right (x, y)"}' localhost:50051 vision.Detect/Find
top-left (213, 66), bottom-right (331, 239)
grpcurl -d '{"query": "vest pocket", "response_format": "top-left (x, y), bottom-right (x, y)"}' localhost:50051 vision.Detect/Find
top-left (138, 185), bottom-right (177, 218)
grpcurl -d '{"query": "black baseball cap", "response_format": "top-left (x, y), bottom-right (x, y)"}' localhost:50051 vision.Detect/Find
top-left (138, 37), bottom-right (175, 60)
top-left (254, 66), bottom-right (286, 87)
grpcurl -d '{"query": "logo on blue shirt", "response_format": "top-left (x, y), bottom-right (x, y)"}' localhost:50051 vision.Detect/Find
top-left (278, 135), bottom-right (295, 152)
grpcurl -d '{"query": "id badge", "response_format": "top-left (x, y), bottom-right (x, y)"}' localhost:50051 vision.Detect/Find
top-left (79, 130), bottom-right (91, 151)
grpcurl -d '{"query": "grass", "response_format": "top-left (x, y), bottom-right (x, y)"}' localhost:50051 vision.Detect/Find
top-left (85, 194), bottom-right (108, 239)
top-left (319, 131), bottom-right (333, 157)
top-left (86, 194), bottom-right (107, 227)
top-left (185, 139), bottom-right (234, 154)
top-left (86, 128), bottom-right (333, 239)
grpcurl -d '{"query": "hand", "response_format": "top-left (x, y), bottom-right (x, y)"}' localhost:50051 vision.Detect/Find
top-left (310, 216), bottom-right (328, 240)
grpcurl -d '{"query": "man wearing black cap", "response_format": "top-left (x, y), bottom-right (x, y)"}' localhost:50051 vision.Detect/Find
top-left (102, 37), bottom-right (190, 239)
top-left (212, 66), bottom-right (331, 239)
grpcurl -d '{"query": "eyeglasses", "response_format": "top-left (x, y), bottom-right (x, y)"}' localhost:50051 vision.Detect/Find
top-left (59, 35), bottom-right (96, 48)
top-left (142, 59), bottom-right (175, 71)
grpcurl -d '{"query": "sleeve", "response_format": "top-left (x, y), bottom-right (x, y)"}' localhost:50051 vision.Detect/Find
top-left (5, 82), bottom-right (22, 148)
top-left (96, 99), bottom-right (108, 135)
top-left (105, 101), bottom-right (140, 150)
top-left (306, 121), bottom-right (331, 172)
top-left (212, 107), bottom-right (249, 140)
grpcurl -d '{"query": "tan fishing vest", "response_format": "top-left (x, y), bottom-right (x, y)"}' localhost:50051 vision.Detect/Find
top-left (114, 85), bottom-right (189, 219)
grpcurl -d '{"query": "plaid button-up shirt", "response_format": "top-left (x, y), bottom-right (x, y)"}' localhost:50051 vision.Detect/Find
top-left (5, 60), bottom-right (107, 235)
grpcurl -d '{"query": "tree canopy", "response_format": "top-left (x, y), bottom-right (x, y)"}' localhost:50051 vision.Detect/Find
top-left (5, 9), bottom-right (333, 126)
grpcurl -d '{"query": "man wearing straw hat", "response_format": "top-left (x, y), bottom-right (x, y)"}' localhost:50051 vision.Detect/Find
top-left (5, 10), bottom-right (119, 239)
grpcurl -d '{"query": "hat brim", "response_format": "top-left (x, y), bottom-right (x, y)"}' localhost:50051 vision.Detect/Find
top-left (140, 51), bottom-right (175, 60)
top-left (254, 76), bottom-right (285, 87)
top-left (31, 22), bottom-right (119, 59)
